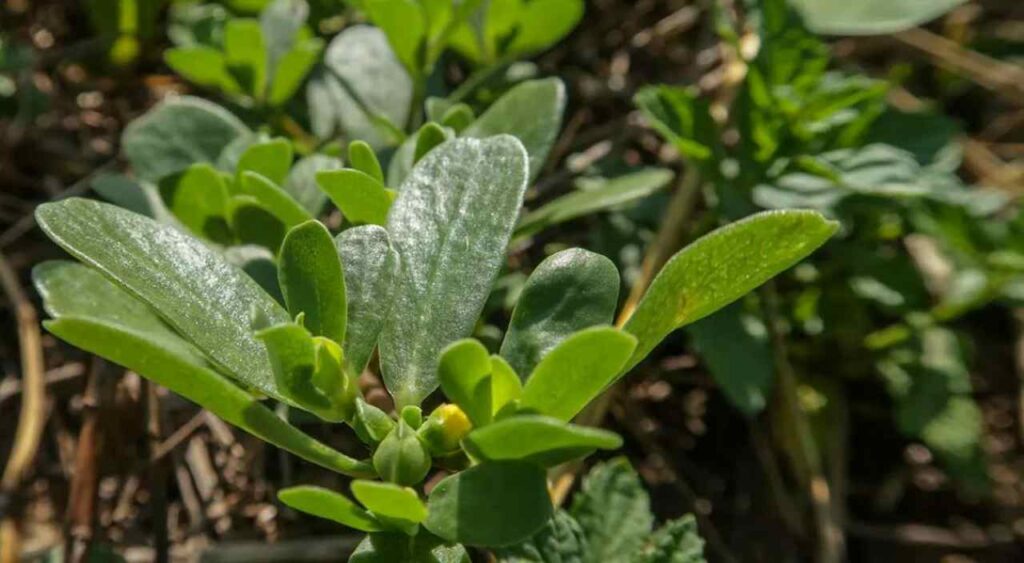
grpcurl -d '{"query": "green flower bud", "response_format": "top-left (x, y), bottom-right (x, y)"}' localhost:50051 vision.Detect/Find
top-left (418, 404), bottom-right (472, 457)
top-left (311, 337), bottom-right (359, 422)
top-left (373, 420), bottom-right (431, 486)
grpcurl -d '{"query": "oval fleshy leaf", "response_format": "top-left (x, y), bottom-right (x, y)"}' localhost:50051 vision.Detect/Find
top-left (35, 198), bottom-right (292, 401)
top-left (520, 326), bottom-right (637, 422)
top-left (122, 96), bottom-right (249, 182)
top-left (317, 169), bottom-right (395, 226)
top-left (438, 339), bottom-right (493, 427)
top-left (425, 461), bottom-right (552, 547)
top-left (463, 78), bottom-right (565, 180)
top-left (500, 248), bottom-right (620, 377)
top-left (278, 486), bottom-right (383, 532)
top-left (622, 210), bottom-right (838, 371)
top-left (278, 220), bottom-right (347, 344)
top-left (236, 138), bottom-right (293, 187)
top-left (352, 480), bottom-right (427, 534)
top-left (379, 135), bottom-right (529, 407)
top-left (463, 414), bottom-right (622, 467)
top-left (335, 226), bottom-right (398, 374)
top-left (34, 262), bottom-right (371, 476)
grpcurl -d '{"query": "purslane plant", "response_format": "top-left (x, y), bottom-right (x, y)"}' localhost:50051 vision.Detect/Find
top-left (36, 132), bottom-right (836, 559)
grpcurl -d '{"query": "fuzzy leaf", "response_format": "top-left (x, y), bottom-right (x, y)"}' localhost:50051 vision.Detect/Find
top-left (463, 415), bottom-right (621, 467)
top-left (623, 210), bottom-right (837, 371)
top-left (279, 486), bottom-right (383, 532)
top-left (463, 78), bottom-right (565, 180)
top-left (348, 140), bottom-right (385, 184)
top-left (279, 220), bottom-right (347, 344)
top-left (268, 38), bottom-right (322, 106)
top-left (520, 327), bottom-right (637, 421)
top-left (239, 171), bottom-right (313, 228)
top-left (438, 339), bottom-right (494, 427)
top-left (380, 136), bottom-right (529, 407)
top-left (157, 163), bottom-right (232, 243)
top-left (336, 226), bottom-right (398, 374)
top-left (351, 480), bottom-right (428, 528)
top-left (317, 169), bottom-right (395, 226)
top-left (791, 0), bottom-right (966, 35)
top-left (425, 461), bottom-right (552, 547)
top-left (165, 46), bottom-right (239, 93)
top-left (311, 25), bottom-right (411, 147)
top-left (36, 198), bottom-right (293, 401)
top-left (122, 96), bottom-right (249, 182)
top-left (501, 249), bottom-right (620, 377)
top-left (237, 138), bottom-right (293, 187)
top-left (34, 262), bottom-right (371, 476)
top-left (515, 169), bottom-right (673, 238)
top-left (224, 18), bottom-right (267, 97)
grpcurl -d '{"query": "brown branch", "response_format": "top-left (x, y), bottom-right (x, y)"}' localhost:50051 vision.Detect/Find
top-left (0, 250), bottom-right (46, 563)
top-left (64, 358), bottom-right (113, 563)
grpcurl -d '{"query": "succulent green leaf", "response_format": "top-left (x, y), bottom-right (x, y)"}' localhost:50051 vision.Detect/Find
top-left (425, 461), bottom-right (552, 547)
top-left (317, 169), bottom-right (395, 226)
top-left (463, 415), bottom-right (621, 467)
top-left (157, 163), bottom-right (232, 243)
top-left (570, 457), bottom-right (654, 561)
top-left (348, 140), bottom-right (385, 184)
top-left (335, 226), bottom-right (398, 374)
top-left (223, 18), bottom-right (267, 97)
top-left (268, 38), bottom-right (323, 106)
top-left (36, 198), bottom-right (293, 401)
top-left (259, 0), bottom-right (306, 67)
top-left (279, 220), bottom-right (347, 343)
top-left (791, 0), bottom-right (966, 35)
top-left (380, 135), bottom-right (529, 407)
top-left (122, 96), bottom-right (249, 182)
top-left (623, 210), bottom-right (837, 371)
top-left (34, 262), bottom-right (370, 476)
top-left (229, 195), bottom-right (287, 251)
top-left (351, 532), bottom-right (471, 563)
top-left (515, 168), bottom-right (674, 239)
top-left (489, 355), bottom-right (522, 415)
top-left (505, 0), bottom-right (584, 56)
top-left (239, 171), bottom-right (313, 228)
top-left (352, 480), bottom-right (428, 534)
top-left (164, 46), bottom-right (239, 94)
top-left (283, 153), bottom-right (342, 216)
top-left (255, 322), bottom-right (327, 411)
top-left (501, 249), bottom-right (620, 377)
top-left (438, 339), bottom-right (494, 427)
top-left (311, 25), bottom-right (411, 147)
top-left (278, 486), bottom-right (383, 532)
top-left (520, 327), bottom-right (637, 422)
top-left (413, 122), bottom-right (449, 163)
top-left (463, 78), bottom-right (565, 180)
top-left (364, 0), bottom-right (427, 76)
top-left (237, 138), bottom-right (293, 187)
